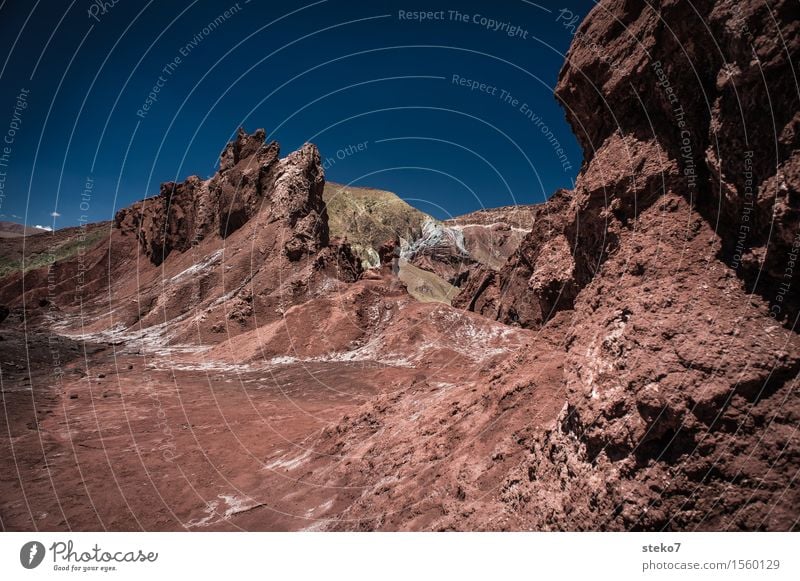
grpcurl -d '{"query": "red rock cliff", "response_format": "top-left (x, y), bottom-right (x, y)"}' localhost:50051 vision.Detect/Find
top-left (512, 0), bottom-right (800, 530)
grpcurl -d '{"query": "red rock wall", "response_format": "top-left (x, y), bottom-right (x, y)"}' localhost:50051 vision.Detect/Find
top-left (510, 0), bottom-right (800, 530)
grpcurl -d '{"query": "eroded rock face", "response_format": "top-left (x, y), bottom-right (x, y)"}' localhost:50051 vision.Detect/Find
top-left (460, 0), bottom-right (799, 328)
top-left (522, 189), bottom-right (800, 530)
top-left (216, 135), bottom-right (281, 238)
top-left (273, 143), bottom-right (330, 260)
top-left (556, 0), bottom-right (800, 322)
top-left (509, 0), bottom-right (800, 530)
top-left (114, 128), bottom-right (330, 265)
top-left (378, 238), bottom-right (400, 275)
top-left (453, 189), bottom-right (577, 328)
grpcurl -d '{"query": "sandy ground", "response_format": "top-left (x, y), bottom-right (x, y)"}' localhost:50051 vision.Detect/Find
top-left (1, 290), bottom-right (547, 532)
top-left (0, 333), bottom-right (410, 530)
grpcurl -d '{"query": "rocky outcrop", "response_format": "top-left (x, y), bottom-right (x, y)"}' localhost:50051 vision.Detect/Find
top-left (443, 206), bottom-right (538, 273)
top-left (555, 0), bottom-right (800, 323)
top-left (502, 0), bottom-right (800, 530)
top-left (453, 189), bottom-right (577, 328)
top-left (0, 129), bottom-right (362, 340)
top-left (109, 131), bottom-right (362, 341)
top-left (1, 0), bottom-right (796, 533)
top-left (460, 0), bottom-right (800, 328)
top-left (378, 238), bottom-right (400, 275)
top-left (114, 128), bottom-right (330, 265)
top-left (406, 208), bottom-right (539, 287)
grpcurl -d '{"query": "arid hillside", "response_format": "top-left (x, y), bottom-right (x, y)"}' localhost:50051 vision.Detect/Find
top-left (0, 221), bottom-right (48, 238)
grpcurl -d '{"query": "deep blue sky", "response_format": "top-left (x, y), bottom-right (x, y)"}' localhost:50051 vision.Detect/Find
top-left (0, 0), bottom-right (595, 227)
